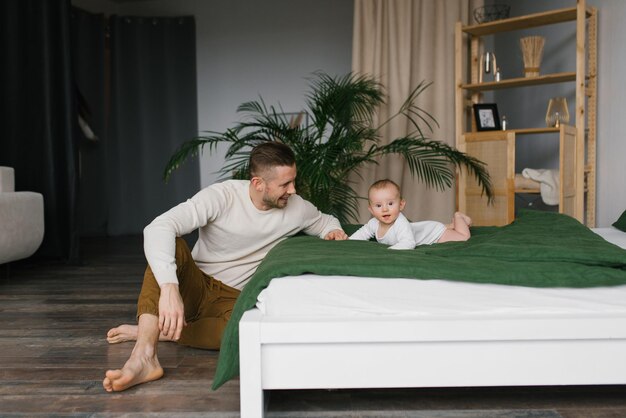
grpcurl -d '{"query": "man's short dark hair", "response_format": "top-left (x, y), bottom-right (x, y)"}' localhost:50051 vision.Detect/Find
top-left (249, 142), bottom-right (296, 178)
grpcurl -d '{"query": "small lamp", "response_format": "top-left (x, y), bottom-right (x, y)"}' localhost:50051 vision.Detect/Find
top-left (545, 97), bottom-right (570, 128)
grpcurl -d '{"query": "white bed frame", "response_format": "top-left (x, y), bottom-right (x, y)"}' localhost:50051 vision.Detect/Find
top-left (239, 308), bottom-right (626, 417)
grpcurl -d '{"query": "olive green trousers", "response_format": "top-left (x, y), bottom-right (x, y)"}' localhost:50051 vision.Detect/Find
top-left (137, 238), bottom-right (240, 349)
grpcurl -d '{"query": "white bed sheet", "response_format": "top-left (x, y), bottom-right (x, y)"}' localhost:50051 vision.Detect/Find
top-left (256, 227), bottom-right (626, 318)
top-left (593, 227), bottom-right (626, 248)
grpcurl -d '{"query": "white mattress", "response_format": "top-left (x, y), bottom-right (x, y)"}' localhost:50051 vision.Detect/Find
top-left (593, 227), bottom-right (626, 248)
top-left (256, 227), bottom-right (626, 318)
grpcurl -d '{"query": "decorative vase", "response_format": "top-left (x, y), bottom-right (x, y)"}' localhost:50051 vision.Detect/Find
top-left (479, 52), bottom-right (497, 83)
top-left (520, 36), bottom-right (545, 77)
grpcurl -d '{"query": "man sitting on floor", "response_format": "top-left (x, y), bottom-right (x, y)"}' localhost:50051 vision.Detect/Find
top-left (103, 142), bottom-right (348, 392)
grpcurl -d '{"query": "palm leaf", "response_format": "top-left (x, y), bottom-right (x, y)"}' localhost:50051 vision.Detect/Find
top-left (163, 136), bottom-right (224, 181)
top-left (377, 138), bottom-right (493, 202)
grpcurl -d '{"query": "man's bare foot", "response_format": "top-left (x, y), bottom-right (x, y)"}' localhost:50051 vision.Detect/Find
top-left (107, 324), bottom-right (138, 344)
top-left (107, 324), bottom-right (177, 344)
top-left (103, 353), bottom-right (164, 392)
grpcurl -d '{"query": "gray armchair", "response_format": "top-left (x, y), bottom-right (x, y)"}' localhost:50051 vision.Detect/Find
top-left (0, 167), bottom-right (44, 264)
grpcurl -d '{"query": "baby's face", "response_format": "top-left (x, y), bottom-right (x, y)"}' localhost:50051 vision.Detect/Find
top-left (368, 186), bottom-right (405, 225)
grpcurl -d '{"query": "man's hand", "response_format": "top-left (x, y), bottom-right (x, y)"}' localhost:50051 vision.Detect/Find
top-left (158, 283), bottom-right (187, 341)
top-left (324, 229), bottom-right (348, 240)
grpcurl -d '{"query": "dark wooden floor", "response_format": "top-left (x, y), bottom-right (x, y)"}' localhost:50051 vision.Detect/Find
top-left (2, 236), bottom-right (626, 417)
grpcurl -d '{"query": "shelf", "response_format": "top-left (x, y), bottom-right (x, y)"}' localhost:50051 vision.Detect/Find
top-left (461, 72), bottom-right (576, 92)
top-left (463, 127), bottom-right (561, 142)
top-left (462, 6), bottom-right (591, 36)
top-left (510, 127), bottom-right (561, 135)
top-left (515, 188), bottom-right (540, 194)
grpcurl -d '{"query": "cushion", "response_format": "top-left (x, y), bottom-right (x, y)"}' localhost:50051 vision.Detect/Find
top-left (613, 210), bottom-right (626, 232)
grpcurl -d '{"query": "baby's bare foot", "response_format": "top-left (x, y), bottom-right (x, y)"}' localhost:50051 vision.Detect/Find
top-left (455, 212), bottom-right (472, 226)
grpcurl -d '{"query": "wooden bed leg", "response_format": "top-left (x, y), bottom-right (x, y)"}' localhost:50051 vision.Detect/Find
top-left (240, 310), bottom-right (264, 418)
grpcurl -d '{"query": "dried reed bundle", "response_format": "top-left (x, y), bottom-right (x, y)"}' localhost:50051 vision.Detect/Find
top-left (520, 36), bottom-right (545, 77)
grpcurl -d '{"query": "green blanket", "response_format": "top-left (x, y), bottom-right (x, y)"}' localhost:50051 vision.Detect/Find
top-left (212, 210), bottom-right (626, 389)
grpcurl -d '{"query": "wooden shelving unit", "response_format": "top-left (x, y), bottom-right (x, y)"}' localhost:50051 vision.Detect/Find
top-left (454, 0), bottom-right (597, 226)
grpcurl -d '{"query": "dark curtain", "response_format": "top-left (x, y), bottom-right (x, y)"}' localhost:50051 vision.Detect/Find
top-left (70, 7), bottom-right (108, 236)
top-left (108, 15), bottom-right (200, 235)
top-left (0, 0), bottom-right (80, 262)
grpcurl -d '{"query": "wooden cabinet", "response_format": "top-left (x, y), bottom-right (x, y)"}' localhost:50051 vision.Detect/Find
top-left (454, 1), bottom-right (597, 226)
top-left (458, 125), bottom-right (579, 226)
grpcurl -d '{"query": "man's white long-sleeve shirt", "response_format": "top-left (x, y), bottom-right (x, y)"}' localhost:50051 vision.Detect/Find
top-left (143, 180), bottom-right (341, 290)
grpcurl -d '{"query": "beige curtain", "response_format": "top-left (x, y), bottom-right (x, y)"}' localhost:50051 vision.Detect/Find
top-left (351, 0), bottom-right (480, 223)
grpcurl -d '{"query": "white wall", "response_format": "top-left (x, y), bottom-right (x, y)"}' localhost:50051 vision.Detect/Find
top-left (73, 0), bottom-right (353, 188)
top-left (491, 0), bottom-right (626, 227)
top-left (594, 0), bottom-right (626, 227)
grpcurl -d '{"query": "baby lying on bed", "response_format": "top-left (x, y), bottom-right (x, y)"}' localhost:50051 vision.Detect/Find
top-left (349, 179), bottom-right (472, 249)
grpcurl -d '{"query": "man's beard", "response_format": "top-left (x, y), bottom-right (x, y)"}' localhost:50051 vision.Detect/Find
top-left (262, 193), bottom-right (290, 209)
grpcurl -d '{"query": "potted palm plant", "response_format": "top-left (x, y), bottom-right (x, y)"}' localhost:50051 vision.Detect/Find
top-left (164, 72), bottom-right (492, 224)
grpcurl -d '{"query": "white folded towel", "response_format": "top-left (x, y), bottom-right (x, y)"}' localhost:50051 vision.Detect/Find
top-left (522, 168), bottom-right (559, 206)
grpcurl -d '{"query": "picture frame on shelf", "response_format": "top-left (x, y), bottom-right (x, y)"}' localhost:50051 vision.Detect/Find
top-left (473, 103), bottom-right (501, 131)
